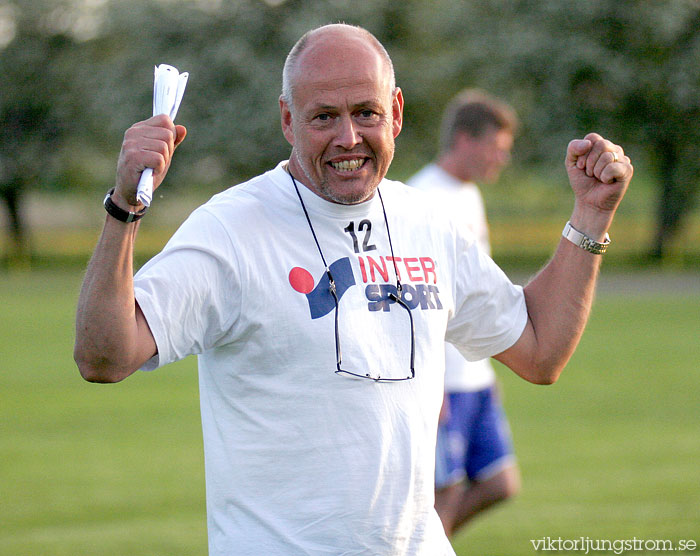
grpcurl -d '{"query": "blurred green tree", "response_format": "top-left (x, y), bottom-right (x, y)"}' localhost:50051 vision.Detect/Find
top-left (0, 0), bottom-right (78, 265)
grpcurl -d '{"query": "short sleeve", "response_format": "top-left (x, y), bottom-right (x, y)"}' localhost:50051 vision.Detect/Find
top-left (445, 241), bottom-right (527, 361)
top-left (134, 208), bottom-right (242, 370)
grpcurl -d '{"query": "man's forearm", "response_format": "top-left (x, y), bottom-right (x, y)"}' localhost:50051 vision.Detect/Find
top-left (74, 116), bottom-right (184, 382)
top-left (521, 235), bottom-right (602, 381)
top-left (74, 216), bottom-right (155, 382)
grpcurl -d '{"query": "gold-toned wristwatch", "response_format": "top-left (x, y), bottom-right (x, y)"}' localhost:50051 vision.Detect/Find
top-left (562, 221), bottom-right (611, 255)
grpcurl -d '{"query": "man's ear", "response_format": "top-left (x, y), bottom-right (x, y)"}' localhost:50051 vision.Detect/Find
top-left (280, 97), bottom-right (295, 146)
top-left (392, 88), bottom-right (404, 139)
top-left (454, 130), bottom-right (478, 151)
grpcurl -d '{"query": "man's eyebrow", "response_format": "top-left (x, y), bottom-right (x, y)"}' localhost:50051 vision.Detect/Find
top-left (354, 98), bottom-right (383, 109)
top-left (311, 104), bottom-right (338, 112)
top-left (309, 99), bottom-right (383, 112)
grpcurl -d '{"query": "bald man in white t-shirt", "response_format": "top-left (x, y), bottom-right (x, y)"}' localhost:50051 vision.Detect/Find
top-left (74, 23), bottom-right (633, 553)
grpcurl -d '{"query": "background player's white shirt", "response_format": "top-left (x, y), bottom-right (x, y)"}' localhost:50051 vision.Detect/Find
top-left (408, 163), bottom-right (496, 392)
top-left (134, 163), bottom-right (526, 555)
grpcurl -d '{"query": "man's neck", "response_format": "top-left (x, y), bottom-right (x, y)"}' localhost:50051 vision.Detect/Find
top-left (437, 155), bottom-right (472, 183)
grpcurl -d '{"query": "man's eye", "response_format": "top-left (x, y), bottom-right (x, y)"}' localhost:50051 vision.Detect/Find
top-left (359, 110), bottom-right (376, 118)
top-left (316, 113), bottom-right (332, 121)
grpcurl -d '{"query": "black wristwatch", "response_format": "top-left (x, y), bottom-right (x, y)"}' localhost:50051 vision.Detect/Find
top-left (103, 188), bottom-right (148, 223)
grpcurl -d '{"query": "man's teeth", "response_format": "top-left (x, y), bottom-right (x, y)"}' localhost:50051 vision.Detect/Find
top-left (331, 159), bottom-right (364, 171)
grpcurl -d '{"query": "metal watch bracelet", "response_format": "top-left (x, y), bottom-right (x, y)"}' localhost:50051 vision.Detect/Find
top-left (562, 221), bottom-right (611, 255)
top-left (103, 188), bottom-right (147, 223)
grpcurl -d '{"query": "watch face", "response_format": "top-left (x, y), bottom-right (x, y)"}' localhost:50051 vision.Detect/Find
top-left (562, 222), bottom-right (608, 254)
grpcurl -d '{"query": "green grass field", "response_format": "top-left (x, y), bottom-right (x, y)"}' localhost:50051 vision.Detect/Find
top-left (1, 269), bottom-right (698, 556)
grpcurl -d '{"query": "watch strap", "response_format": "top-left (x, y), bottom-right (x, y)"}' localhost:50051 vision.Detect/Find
top-left (562, 221), bottom-right (610, 255)
top-left (103, 188), bottom-right (147, 223)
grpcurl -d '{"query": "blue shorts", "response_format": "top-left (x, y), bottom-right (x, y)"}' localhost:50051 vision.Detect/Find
top-left (435, 385), bottom-right (515, 489)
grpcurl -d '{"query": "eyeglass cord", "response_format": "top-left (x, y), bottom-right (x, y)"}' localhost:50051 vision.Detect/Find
top-left (290, 173), bottom-right (333, 284)
top-left (289, 172), bottom-right (403, 291)
top-left (289, 171), bottom-right (415, 380)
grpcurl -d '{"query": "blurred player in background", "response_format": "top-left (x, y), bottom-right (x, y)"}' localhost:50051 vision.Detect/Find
top-left (408, 89), bottom-right (520, 537)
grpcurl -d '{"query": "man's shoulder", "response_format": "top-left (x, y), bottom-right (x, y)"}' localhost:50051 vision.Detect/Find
top-left (160, 164), bottom-right (292, 254)
top-left (199, 163), bottom-right (291, 215)
top-left (406, 163), bottom-right (465, 192)
top-left (381, 175), bottom-right (436, 207)
top-left (405, 163), bottom-right (442, 190)
top-left (381, 177), bottom-right (464, 234)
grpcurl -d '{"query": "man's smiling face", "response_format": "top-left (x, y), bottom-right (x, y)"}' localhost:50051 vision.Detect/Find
top-left (281, 27), bottom-right (403, 205)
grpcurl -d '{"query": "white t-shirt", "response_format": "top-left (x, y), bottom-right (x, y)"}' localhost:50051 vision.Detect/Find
top-left (407, 163), bottom-right (497, 392)
top-left (134, 162), bottom-right (526, 556)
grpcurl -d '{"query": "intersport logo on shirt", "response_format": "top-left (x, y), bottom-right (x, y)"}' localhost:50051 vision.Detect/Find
top-left (288, 254), bottom-right (443, 320)
top-left (288, 258), bottom-right (356, 319)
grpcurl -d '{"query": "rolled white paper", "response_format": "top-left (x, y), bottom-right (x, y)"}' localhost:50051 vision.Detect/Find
top-left (136, 64), bottom-right (189, 207)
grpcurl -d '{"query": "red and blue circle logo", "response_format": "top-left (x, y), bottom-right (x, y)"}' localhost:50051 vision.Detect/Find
top-left (288, 257), bottom-right (356, 319)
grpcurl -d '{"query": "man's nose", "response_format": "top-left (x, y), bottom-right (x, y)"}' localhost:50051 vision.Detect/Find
top-left (335, 115), bottom-right (362, 149)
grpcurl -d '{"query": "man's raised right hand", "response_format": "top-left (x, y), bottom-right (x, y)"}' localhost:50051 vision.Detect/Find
top-left (115, 114), bottom-right (187, 208)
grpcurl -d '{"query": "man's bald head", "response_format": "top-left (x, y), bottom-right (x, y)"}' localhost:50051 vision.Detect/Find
top-left (281, 24), bottom-right (396, 112)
